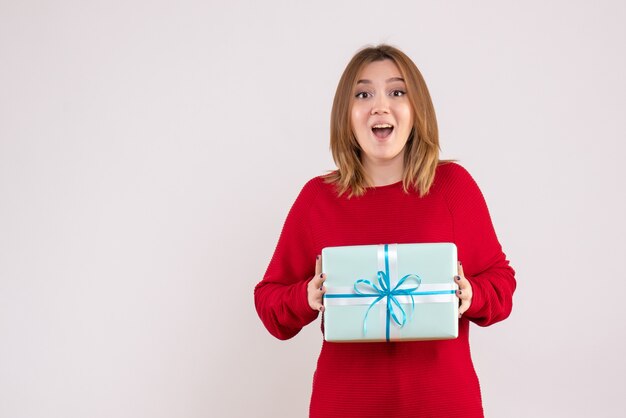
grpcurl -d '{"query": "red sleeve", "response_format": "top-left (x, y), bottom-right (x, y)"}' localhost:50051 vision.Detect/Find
top-left (254, 178), bottom-right (322, 340)
top-left (439, 163), bottom-right (517, 326)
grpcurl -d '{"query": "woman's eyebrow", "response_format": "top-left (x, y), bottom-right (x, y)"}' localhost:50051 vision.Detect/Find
top-left (356, 77), bottom-right (406, 85)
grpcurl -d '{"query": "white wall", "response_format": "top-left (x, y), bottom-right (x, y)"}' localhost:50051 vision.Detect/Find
top-left (1, 1), bottom-right (624, 417)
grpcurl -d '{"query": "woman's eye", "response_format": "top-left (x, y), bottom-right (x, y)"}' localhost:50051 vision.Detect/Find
top-left (355, 91), bottom-right (370, 99)
top-left (391, 90), bottom-right (406, 97)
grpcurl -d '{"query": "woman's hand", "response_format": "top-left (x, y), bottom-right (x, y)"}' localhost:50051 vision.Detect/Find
top-left (455, 261), bottom-right (473, 318)
top-left (307, 255), bottom-right (326, 312)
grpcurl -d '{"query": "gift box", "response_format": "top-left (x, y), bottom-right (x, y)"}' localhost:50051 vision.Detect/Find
top-left (322, 243), bottom-right (459, 342)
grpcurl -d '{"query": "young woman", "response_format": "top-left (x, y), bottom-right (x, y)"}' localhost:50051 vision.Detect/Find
top-left (254, 44), bottom-right (516, 418)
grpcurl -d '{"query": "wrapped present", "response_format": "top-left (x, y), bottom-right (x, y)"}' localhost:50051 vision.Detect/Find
top-left (322, 243), bottom-right (459, 342)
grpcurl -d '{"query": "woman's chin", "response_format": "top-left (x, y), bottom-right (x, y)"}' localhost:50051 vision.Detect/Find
top-left (364, 150), bottom-right (405, 164)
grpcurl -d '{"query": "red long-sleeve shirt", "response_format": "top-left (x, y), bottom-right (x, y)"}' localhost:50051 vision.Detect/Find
top-left (254, 162), bottom-right (516, 418)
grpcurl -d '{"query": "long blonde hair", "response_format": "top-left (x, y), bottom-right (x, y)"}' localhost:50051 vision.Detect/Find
top-left (324, 44), bottom-right (454, 197)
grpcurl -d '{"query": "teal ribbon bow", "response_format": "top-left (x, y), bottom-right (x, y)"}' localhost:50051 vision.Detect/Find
top-left (353, 244), bottom-right (421, 341)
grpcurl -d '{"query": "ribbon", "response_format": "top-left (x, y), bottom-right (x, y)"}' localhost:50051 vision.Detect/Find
top-left (324, 244), bottom-right (457, 342)
top-left (354, 244), bottom-right (421, 341)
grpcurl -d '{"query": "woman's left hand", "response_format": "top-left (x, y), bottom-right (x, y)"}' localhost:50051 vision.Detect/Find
top-left (455, 261), bottom-right (473, 318)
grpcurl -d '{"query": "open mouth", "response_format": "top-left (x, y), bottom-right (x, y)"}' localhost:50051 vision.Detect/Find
top-left (371, 123), bottom-right (394, 139)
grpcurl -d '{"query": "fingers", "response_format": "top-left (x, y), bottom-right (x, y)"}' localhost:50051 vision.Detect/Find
top-left (312, 254), bottom-right (325, 289)
top-left (458, 294), bottom-right (471, 317)
top-left (311, 271), bottom-right (326, 289)
top-left (309, 274), bottom-right (326, 312)
top-left (308, 258), bottom-right (327, 312)
top-left (455, 261), bottom-right (472, 318)
top-left (315, 254), bottom-right (322, 276)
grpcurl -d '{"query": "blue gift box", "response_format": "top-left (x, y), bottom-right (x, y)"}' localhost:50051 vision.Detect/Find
top-left (322, 243), bottom-right (459, 342)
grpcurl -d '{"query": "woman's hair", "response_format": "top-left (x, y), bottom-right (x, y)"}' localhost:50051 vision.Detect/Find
top-left (324, 44), bottom-right (454, 198)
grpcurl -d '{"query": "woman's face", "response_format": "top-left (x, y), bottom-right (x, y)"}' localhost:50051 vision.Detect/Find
top-left (350, 59), bottom-right (414, 168)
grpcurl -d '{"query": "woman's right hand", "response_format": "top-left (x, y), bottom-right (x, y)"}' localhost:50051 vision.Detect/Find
top-left (307, 255), bottom-right (326, 312)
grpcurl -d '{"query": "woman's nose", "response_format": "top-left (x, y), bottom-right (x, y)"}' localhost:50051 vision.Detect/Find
top-left (370, 94), bottom-right (390, 115)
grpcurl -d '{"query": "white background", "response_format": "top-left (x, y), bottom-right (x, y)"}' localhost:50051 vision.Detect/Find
top-left (1, 1), bottom-right (625, 417)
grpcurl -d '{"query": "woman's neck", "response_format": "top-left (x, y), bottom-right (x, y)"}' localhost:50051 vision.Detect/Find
top-left (362, 154), bottom-right (404, 187)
